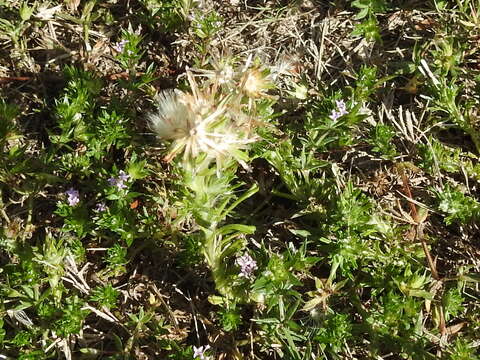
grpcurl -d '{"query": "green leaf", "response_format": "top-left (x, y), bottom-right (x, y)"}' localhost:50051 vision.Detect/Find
top-left (19, 2), bottom-right (34, 21)
top-left (217, 224), bottom-right (256, 235)
top-left (355, 7), bottom-right (369, 20)
top-left (408, 289), bottom-right (434, 300)
top-left (289, 229), bottom-right (311, 238)
top-left (208, 295), bottom-right (227, 305)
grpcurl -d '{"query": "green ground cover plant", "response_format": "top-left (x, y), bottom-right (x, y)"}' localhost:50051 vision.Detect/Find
top-left (0, 0), bottom-right (480, 359)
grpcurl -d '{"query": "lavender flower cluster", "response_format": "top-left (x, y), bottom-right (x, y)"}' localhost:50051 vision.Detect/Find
top-left (193, 345), bottom-right (210, 360)
top-left (108, 170), bottom-right (130, 190)
top-left (329, 99), bottom-right (348, 120)
top-left (64, 170), bottom-right (130, 209)
top-left (65, 188), bottom-right (80, 206)
top-left (113, 39), bottom-right (128, 53)
top-left (235, 253), bottom-right (257, 279)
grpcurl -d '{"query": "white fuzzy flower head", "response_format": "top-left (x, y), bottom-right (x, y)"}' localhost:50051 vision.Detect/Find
top-left (216, 63), bottom-right (235, 85)
top-left (242, 68), bottom-right (272, 98)
top-left (148, 85), bottom-right (254, 165)
top-left (191, 57), bottom-right (237, 89)
top-left (270, 56), bottom-right (301, 80)
top-left (148, 90), bottom-right (194, 141)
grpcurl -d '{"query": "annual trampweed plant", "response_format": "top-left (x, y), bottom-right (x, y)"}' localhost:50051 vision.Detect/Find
top-left (147, 56), bottom-right (285, 298)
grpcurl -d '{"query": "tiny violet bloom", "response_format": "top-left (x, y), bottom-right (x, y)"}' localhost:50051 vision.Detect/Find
top-left (117, 181), bottom-right (127, 190)
top-left (113, 39), bottom-right (128, 52)
top-left (236, 253), bottom-right (258, 279)
top-left (118, 170), bottom-right (130, 182)
top-left (95, 202), bottom-right (107, 212)
top-left (336, 99), bottom-right (347, 113)
top-left (65, 188), bottom-right (80, 206)
top-left (112, 178), bottom-right (127, 189)
top-left (108, 177), bottom-right (117, 186)
top-left (193, 345), bottom-right (210, 360)
top-left (329, 99), bottom-right (349, 120)
top-left (108, 171), bottom-right (130, 190)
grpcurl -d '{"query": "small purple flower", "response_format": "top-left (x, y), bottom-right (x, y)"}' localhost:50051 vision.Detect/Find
top-left (236, 253), bottom-right (257, 279)
top-left (95, 202), bottom-right (107, 212)
top-left (108, 177), bottom-right (117, 186)
top-left (113, 39), bottom-right (128, 52)
top-left (108, 171), bottom-right (130, 190)
top-left (118, 170), bottom-right (130, 182)
top-left (193, 345), bottom-right (210, 360)
top-left (111, 178), bottom-right (127, 189)
top-left (329, 99), bottom-right (349, 120)
top-left (65, 188), bottom-right (80, 206)
top-left (336, 99), bottom-right (347, 114)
